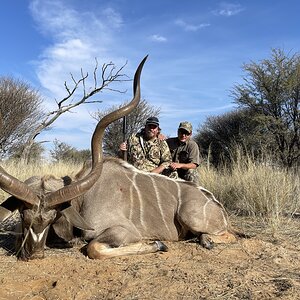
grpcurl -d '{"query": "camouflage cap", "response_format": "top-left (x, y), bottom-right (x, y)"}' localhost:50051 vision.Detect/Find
top-left (178, 121), bottom-right (192, 133)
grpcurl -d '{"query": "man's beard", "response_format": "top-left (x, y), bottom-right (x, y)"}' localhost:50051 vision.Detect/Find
top-left (144, 130), bottom-right (155, 140)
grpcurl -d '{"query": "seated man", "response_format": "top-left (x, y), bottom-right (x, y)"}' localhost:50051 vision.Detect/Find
top-left (119, 117), bottom-right (172, 174)
top-left (166, 122), bottom-right (200, 185)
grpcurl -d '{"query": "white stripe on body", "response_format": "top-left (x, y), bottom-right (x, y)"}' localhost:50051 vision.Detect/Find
top-left (202, 198), bottom-right (211, 231)
top-left (124, 172), bottom-right (146, 229)
top-left (175, 181), bottom-right (182, 209)
top-left (202, 189), bottom-right (228, 228)
top-left (149, 176), bottom-right (173, 237)
top-left (200, 188), bottom-right (228, 233)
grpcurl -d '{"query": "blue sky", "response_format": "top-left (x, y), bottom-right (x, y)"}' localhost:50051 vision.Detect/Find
top-left (1, 0), bottom-right (299, 151)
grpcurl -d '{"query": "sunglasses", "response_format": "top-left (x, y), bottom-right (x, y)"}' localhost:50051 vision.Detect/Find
top-left (146, 124), bottom-right (158, 129)
top-left (178, 129), bottom-right (190, 136)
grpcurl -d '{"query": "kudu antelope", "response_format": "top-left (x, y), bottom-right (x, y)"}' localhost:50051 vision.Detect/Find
top-left (0, 56), bottom-right (239, 260)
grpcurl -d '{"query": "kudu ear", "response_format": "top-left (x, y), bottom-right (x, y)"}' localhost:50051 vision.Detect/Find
top-left (60, 206), bottom-right (94, 231)
top-left (0, 196), bottom-right (23, 222)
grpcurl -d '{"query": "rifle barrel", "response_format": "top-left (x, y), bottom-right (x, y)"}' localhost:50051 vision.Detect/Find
top-left (122, 116), bottom-right (128, 161)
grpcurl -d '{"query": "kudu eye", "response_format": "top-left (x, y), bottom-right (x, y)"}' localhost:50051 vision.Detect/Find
top-left (42, 210), bottom-right (57, 225)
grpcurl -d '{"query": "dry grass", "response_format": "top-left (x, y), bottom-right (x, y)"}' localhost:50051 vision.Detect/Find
top-left (0, 160), bottom-right (81, 202)
top-left (199, 151), bottom-right (299, 232)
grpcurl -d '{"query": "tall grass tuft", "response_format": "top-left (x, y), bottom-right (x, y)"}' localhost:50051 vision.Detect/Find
top-left (0, 160), bottom-right (81, 202)
top-left (199, 148), bottom-right (299, 230)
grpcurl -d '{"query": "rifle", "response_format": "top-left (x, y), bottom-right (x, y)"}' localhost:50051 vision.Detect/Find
top-left (122, 116), bottom-right (128, 161)
top-left (0, 111), bottom-right (2, 133)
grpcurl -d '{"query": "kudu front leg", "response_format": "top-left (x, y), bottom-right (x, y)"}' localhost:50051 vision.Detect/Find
top-left (86, 225), bottom-right (168, 259)
top-left (87, 240), bottom-right (168, 259)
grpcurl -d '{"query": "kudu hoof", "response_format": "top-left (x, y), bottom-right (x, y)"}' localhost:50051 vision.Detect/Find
top-left (154, 241), bottom-right (169, 252)
top-left (199, 234), bottom-right (214, 250)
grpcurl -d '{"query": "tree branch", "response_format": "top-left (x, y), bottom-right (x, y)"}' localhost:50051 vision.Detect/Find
top-left (20, 59), bottom-right (131, 163)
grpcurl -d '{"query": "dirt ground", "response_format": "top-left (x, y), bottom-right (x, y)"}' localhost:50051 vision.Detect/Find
top-left (0, 216), bottom-right (299, 300)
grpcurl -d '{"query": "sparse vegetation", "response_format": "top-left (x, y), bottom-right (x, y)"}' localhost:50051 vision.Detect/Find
top-left (0, 60), bottom-right (132, 163)
top-left (50, 139), bottom-right (91, 163)
top-left (199, 149), bottom-right (299, 231)
top-left (0, 159), bottom-right (79, 200)
top-left (0, 76), bottom-right (43, 158)
top-left (196, 48), bottom-right (300, 170)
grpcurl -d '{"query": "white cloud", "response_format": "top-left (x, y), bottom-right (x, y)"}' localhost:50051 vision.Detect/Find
top-left (102, 7), bottom-right (123, 28)
top-left (175, 19), bottom-right (210, 32)
top-left (30, 0), bottom-right (83, 39)
top-left (28, 0), bottom-right (131, 152)
top-left (213, 3), bottom-right (244, 17)
top-left (29, 0), bottom-right (125, 100)
top-left (160, 103), bottom-right (236, 117)
top-left (150, 34), bottom-right (167, 42)
top-left (36, 39), bottom-right (97, 99)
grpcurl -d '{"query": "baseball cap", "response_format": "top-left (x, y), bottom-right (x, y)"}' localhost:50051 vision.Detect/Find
top-left (146, 117), bottom-right (159, 127)
top-left (178, 121), bottom-right (192, 133)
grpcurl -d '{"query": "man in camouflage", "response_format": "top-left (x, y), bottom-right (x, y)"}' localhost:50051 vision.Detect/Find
top-left (166, 121), bottom-right (200, 185)
top-left (119, 117), bottom-right (172, 174)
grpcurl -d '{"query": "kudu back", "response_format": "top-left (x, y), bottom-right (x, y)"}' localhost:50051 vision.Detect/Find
top-left (0, 56), bottom-right (239, 260)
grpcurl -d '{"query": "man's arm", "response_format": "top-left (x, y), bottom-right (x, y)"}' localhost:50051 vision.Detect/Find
top-left (151, 164), bottom-right (167, 174)
top-left (151, 140), bottom-right (172, 174)
top-left (170, 140), bottom-right (200, 171)
top-left (170, 162), bottom-right (197, 171)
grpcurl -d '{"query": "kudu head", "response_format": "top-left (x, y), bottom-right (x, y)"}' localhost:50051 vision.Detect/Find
top-left (0, 56), bottom-right (148, 260)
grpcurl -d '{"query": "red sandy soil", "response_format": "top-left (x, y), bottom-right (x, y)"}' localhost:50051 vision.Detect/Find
top-left (0, 216), bottom-right (299, 300)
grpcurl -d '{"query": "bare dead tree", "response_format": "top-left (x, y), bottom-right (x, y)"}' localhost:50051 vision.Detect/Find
top-left (20, 59), bottom-right (130, 163)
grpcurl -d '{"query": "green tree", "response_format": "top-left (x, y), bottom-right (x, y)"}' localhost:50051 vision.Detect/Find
top-left (10, 142), bottom-right (45, 163)
top-left (195, 108), bottom-right (261, 166)
top-left (231, 48), bottom-right (300, 168)
top-left (50, 139), bottom-right (91, 163)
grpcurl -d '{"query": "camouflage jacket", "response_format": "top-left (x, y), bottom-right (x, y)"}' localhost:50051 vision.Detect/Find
top-left (127, 130), bottom-right (172, 172)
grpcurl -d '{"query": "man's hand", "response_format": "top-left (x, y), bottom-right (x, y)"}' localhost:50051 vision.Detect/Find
top-left (170, 162), bottom-right (197, 171)
top-left (158, 133), bottom-right (166, 141)
top-left (169, 162), bottom-right (181, 171)
top-left (119, 142), bottom-right (127, 151)
top-left (151, 165), bottom-right (166, 174)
